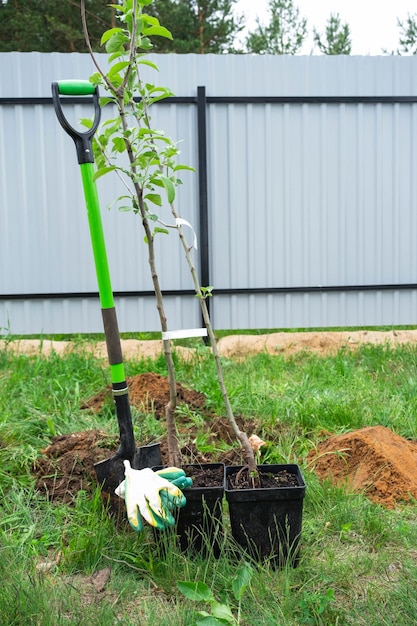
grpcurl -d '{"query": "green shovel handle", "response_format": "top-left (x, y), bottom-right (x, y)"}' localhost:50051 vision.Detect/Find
top-left (52, 79), bottom-right (136, 464)
top-left (51, 80), bottom-right (101, 164)
top-left (56, 80), bottom-right (96, 96)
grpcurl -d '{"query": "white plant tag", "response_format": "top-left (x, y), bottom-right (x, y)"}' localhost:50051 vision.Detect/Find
top-left (175, 217), bottom-right (198, 249)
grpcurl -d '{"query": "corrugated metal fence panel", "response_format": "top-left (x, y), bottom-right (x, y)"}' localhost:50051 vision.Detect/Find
top-left (0, 53), bottom-right (201, 334)
top-left (208, 99), bottom-right (417, 328)
top-left (2, 53), bottom-right (417, 333)
top-left (199, 56), bottom-right (417, 329)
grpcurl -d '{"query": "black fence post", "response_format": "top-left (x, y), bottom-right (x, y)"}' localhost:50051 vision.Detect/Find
top-left (197, 86), bottom-right (210, 329)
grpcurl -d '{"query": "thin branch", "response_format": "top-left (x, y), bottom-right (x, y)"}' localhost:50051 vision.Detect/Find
top-left (80, 0), bottom-right (116, 93)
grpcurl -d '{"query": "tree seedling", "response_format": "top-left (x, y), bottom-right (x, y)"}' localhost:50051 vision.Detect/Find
top-left (80, 0), bottom-right (258, 477)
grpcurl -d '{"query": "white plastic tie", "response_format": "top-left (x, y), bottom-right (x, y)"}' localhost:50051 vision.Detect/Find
top-left (175, 217), bottom-right (198, 250)
top-left (162, 328), bottom-right (208, 340)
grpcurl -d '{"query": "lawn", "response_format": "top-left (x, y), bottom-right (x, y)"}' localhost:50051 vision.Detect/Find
top-left (1, 338), bottom-right (417, 625)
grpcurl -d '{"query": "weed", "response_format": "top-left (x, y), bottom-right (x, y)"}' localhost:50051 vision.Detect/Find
top-left (178, 562), bottom-right (253, 625)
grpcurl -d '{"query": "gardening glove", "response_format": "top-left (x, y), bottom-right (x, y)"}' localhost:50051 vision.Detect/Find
top-left (115, 460), bottom-right (192, 532)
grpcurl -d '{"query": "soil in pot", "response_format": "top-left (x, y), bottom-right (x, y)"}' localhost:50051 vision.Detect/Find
top-left (228, 467), bottom-right (300, 490)
top-left (225, 464), bottom-right (306, 567)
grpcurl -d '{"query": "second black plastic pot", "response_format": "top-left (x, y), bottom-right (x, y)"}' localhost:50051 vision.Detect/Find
top-left (225, 464), bottom-right (306, 567)
top-left (155, 463), bottom-right (225, 558)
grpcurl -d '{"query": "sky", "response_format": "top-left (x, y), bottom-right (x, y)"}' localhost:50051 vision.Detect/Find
top-left (235, 0), bottom-right (417, 55)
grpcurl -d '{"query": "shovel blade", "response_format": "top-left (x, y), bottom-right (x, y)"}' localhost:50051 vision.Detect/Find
top-left (94, 443), bottom-right (162, 493)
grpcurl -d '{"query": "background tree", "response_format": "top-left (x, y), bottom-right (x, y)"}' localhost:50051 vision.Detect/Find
top-left (313, 13), bottom-right (352, 55)
top-left (394, 13), bottom-right (417, 55)
top-left (0, 0), bottom-right (115, 52)
top-left (245, 0), bottom-right (307, 55)
top-left (145, 0), bottom-right (243, 53)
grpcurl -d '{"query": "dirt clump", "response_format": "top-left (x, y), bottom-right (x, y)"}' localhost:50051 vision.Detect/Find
top-left (308, 425), bottom-right (417, 508)
top-left (33, 430), bottom-right (113, 503)
top-left (128, 372), bottom-right (207, 417)
top-left (81, 372), bottom-right (207, 419)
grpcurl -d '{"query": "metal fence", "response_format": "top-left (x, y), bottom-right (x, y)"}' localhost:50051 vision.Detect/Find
top-left (1, 52), bottom-right (417, 334)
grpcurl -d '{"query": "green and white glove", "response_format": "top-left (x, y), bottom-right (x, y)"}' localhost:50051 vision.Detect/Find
top-left (115, 460), bottom-right (192, 532)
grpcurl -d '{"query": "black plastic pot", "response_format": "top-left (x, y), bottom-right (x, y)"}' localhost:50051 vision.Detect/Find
top-left (155, 463), bottom-right (225, 558)
top-left (225, 464), bottom-right (306, 567)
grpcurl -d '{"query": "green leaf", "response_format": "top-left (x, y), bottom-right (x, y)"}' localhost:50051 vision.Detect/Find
top-left (174, 164), bottom-right (196, 172)
top-left (160, 175), bottom-right (176, 203)
top-left (108, 60), bottom-right (131, 76)
top-left (141, 14), bottom-right (160, 26)
top-left (146, 84), bottom-right (174, 97)
top-left (89, 72), bottom-right (103, 86)
top-left (112, 137), bottom-right (126, 153)
top-left (144, 193), bottom-right (162, 207)
top-left (150, 178), bottom-right (165, 189)
top-left (200, 286), bottom-right (214, 299)
top-left (108, 50), bottom-right (127, 63)
top-left (231, 563), bottom-right (253, 602)
top-left (99, 97), bottom-right (116, 107)
top-left (93, 166), bottom-right (116, 181)
top-left (100, 27), bottom-right (123, 46)
top-left (102, 116), bottom-right (121, 129)
top-left (153, 227), bottom-right (169, 236)
top-left (211, 602), bottom-right (235, 622)
top-left (177, 582), bottom-right (214, 603)
top-left (137, 58), bottom-right (159, 71)
top-left (196, 616), bottom-right (230, 626)
top-left (79, 117), bottom-right (93, 129)
top-left (138, 36), bottom-right (153, 51)
top-left (142, 25), bottom-right (173, 40)
top-left (106, 32), bottom-right (129, 54)
top-left (138, 127), bottom-right (165, 138)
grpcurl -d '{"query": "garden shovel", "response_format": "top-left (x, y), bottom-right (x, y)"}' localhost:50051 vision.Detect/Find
top-left (51, 80), bottom-right (161, 493)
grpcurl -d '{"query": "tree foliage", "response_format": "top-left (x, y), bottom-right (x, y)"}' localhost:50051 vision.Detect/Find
top-left (0, 0), bottom-right (115, 52)
top-left (395, 13), bottom-right (417, 55)
top-left (313, 13), bottom-right (352, 55)
top-left (144, 0), bottom-right (243, 53)
top-left (245, 0), bottom-right (307, 55)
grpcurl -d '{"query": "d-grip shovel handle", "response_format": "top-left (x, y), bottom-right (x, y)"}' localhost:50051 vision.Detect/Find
top-left (51, 80), bottom-right (101, 164)
top-left (52, 79), bottom-right (136, 465)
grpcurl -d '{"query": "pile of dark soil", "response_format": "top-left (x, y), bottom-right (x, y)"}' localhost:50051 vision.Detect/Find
top-left (81, 371), bottom-right (207, 418)
top-left (33, 430), bottom-right (113, 503)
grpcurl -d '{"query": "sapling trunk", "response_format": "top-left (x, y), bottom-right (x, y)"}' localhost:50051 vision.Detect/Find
top-left (116, 98), bottom-right (181, 468)
top-left (135, 195), bottom-right (181, 468)
top-left (170, 208), bottom-right (258, 476)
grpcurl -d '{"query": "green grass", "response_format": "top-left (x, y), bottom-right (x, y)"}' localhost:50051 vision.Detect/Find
top-left (1, 337), bottom-right (417, 624)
